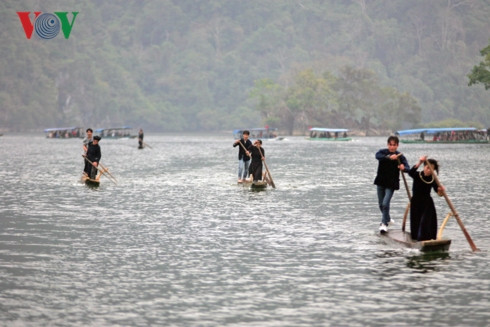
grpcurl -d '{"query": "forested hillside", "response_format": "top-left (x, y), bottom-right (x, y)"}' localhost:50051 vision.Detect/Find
top-left (1, 0), bottom-right (489, 133)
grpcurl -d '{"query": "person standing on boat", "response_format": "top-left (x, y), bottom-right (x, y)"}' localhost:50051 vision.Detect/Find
top-left (83, 128), bottom-right (93, 153)
top-left (374, 135), bottom-right (409, 233)
top-left (233, 130), bottom-right (252, 183)
top-left (138, 128), bottom-right (144, 149)
top-left (248, 139), bottom-right (265, 182)
top-left (83, 135), bottom-right (102, 179)
top-left (408, 156), bottom-right (445, 241)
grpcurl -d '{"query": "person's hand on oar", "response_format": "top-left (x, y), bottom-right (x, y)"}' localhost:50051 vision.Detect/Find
top-left (392, 152), bottom-right (406, 171)
top-left (237, 140), bottom-right (251, 157)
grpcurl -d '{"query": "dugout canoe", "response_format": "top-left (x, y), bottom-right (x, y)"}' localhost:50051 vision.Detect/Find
top-left (81, 175), bottom-right (100, 187)
top-left (380, 229), bottom-right (451, 252)
top-left (250, 181), bottom-right (268, 190)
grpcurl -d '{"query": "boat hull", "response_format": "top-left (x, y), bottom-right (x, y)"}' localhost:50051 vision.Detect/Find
top-left (250, 181), bottom-right (268, 190)
top-left (81, 176), bottom-right (100, 187)
top-left (380, 230), bottom-right (451, 252)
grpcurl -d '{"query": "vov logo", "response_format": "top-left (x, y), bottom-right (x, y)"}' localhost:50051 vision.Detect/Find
top-left (17, 12), bottom-right (79, 39)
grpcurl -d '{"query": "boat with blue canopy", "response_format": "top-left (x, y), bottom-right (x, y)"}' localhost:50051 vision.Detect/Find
top-left (95, 126), bottom-right (137, 139)
top-left (396, 127), bottom-right (488, 144)
top-left (44, 127), bottom-right (84, 138)
top-left (233, 127), bottom-right (279, 140)
top-left (307, 127), bottom-right (351, 141)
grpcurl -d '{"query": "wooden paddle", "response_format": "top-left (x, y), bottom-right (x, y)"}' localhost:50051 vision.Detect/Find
top-left (98, 162), bottom-right (118, 183)
top-left (424, 158), bottom-right (479, 251)
top-left (236, 140), bottom-right (251, 158)
top-left (143, 142), bottom-right (152, 149)
top-left (398, 155), bottom-right (412, 232)
top-left (82, 156), bottom-right (118, 185)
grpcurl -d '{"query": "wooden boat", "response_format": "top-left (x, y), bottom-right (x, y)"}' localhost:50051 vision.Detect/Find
top-left (250, 181), bottom-right (268, 190)
top-left (233, 127), bottom-right (279, 140)
top-left (81, 175), bottom-right (100, 187)
top-left (44, 127), bottom-right (84, 139)
top-left (95, 126), bottom-right (137, 139)
top-left (396, 127), bottom-right (488, 144)
top-left (307, 127), bottom-right (352, 141)
top-left (380, 230), bottom-right (451, 252)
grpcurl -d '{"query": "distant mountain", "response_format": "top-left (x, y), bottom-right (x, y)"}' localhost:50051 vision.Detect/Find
top-left (1, 0), bottom-right (489, 132)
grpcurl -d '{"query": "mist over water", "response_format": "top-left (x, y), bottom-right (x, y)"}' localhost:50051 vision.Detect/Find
top-left (1, 134), bottom-right (489, 326)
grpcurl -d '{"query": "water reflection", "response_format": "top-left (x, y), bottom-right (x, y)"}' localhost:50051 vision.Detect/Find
top-left (406, 252), bottom-right (451, 273)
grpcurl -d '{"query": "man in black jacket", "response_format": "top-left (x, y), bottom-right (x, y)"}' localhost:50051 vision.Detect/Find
top-left (374, 135), bottom-right (409, 233)
top-left (233, 130), bottom-right (252, 182)
top-left (83, 135), bottom-right (102, 179)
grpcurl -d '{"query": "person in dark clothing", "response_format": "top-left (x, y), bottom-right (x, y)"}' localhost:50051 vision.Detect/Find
top-left (138, 129), bottom-right (144, 149)
top-left (374, 135), bottom-right (409, 233)
top-left (233, 130), bottom-right (252, 182)
top-left (248, 139), bottom-right (265, 182)
top-left (408, 156), bottom-right (444, 241)
top-left (83, 135), bottom-right (102, 179)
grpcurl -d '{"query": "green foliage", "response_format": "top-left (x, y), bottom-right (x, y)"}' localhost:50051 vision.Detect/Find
top-left (468, 43), bottom-right (490, 90)
top-left (1, 0), bottom-right (489, 133)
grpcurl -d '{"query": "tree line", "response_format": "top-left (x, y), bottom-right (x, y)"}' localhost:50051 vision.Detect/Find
top-left (1, 0), bottom-right (489, 133)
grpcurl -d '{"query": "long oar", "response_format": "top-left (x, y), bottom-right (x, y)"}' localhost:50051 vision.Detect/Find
top-left (83, 156), bottom-right (118, 185)
top-left (237, 140), bottom-right (251, 158)
top-left (398, 156), bottom-right (412, 232)
top-left (99, 162), bottom-right (118, 183)
top-left (257, 146), bottom-right (276, 188)
top-left (237, 140), bottom-right (252, 181)
top-left (424, 158), bottom-right (479, 251)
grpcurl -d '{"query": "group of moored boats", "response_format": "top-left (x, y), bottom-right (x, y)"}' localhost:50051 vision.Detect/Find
top-left (395, 127), bottom-right (489, 144)
top-left (44, 126), bottom-right (138, 139)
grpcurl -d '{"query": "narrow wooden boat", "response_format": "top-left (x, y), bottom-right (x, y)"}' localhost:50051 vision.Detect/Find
top-left (81, 175), bottom-right (100, 187)
top-left (307, 127), bottom-right (352, 141)
top-left (250, 181), bottom-right (268, 190)
top-left (380, 230), bottom-right (451, 252)
top-left (94, 126), bottom-right (137, 139)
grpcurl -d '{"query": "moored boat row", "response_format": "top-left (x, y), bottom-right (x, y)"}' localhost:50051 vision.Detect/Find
top-left (396, 127), bottom-right (488, 144)
top-left (44, 126), bottom-right (138, 139)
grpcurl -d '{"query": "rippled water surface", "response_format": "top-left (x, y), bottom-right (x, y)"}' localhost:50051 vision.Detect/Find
top-left (1, 134), bottom-right (489, 326)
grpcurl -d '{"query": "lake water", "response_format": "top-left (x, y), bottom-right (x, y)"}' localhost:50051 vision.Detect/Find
top-left (0, 133), bottom-right (489, 326)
